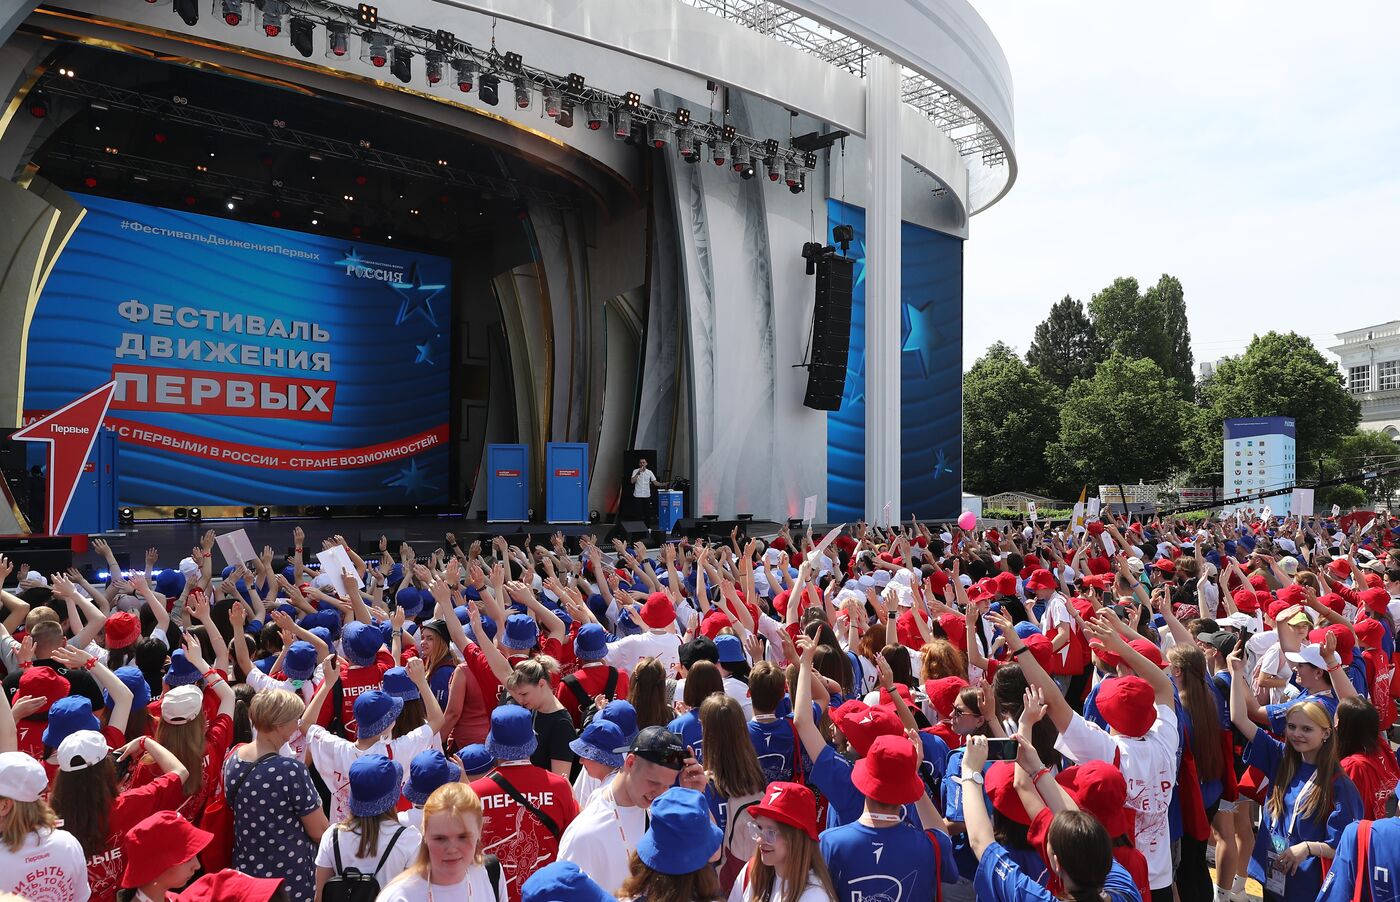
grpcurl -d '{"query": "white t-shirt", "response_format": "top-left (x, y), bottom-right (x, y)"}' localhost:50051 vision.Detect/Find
top-left (0, 827), bottom-right (91, 901)
top-left (398, 808), bottom-right (424, 831)
top-left (1054, 704), bottom-right (1179, 890)
top-left (724, 675), bottom-right (754, 718)
top-left (605, 630), bottom-right (681, 675)
top-left (376, 864), bottom-right (508, 902)
top-left (572, 767), bottom-right (615, 810)
top-left (1040, 594), bottom-right (1079, 668)
top-left (317, 822), bottom-right (421, 886)
top-left (631, 468), bottom-right (656, 498)
top-left (557, 788), bottom-right (647, 895)
top-left (307, 723), bottom-right (439, 824)
top-left (728, 862), bottom-right (834, 902)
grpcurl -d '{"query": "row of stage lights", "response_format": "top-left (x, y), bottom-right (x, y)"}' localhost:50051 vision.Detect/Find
top-left (144, 0), bottom-right (814, 191)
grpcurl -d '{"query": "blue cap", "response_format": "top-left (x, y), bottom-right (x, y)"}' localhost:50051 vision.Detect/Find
top-left (154, 569), bottom-right (185, 598)
top-left (552, 606), bottom-right (573, 631)
top-left (220, 565), bottom-right (236, 579)
top-left (485, 705), bottom-right (538, 761)
top-left (353, 689), bottom-right (403, 738)
top-left (574, 624), bottom-right (609, 662)
top-left (714, 634), bottom-right (745, 664)
top-left (600, 700), bottom-right (638, 745)
top-left (386, 562), bottom-right (405, 588)
top-left (396, 586), bottom-right (425, 618)
top-left (502, 614), bottom-right (539, 651)
top-left (521, 862), bottom-right (618, 902)
top-left (307, 626), bottom-right (330, 645)
top-left (1013, 622), bottom-right (1042, 640)
top-left (382, 666), bottom-right (421, 701)
top-left (456, 743), bottom-right (495, 776)
top-left (348, 754), bottom-right (404, 817)
top-left (403, 749), bottom-right (461, 806)
top-left (300, 609), bottom-right (341, 642)
top-left (465, 613), bottom-right (497, 644)
top-left (453, 604), bottom-right (471, 625)
top-left (636, 787), bottom-right (724, 875)
top-left (283, 641), bottom-right (318, 682)
top-left (569, 720), bottom-right (626, 768)
top-left (342, 621), bottom-right (385, 667)
top-left (165, 649), bottom-right (203, 687)
top-left (43, 696), bottom-right (101, 748)
top-left (105, 665), bottom-right (152, 713)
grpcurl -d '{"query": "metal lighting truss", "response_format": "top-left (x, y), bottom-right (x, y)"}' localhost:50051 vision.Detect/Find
top-left (677, 0), bottom-right (1008, 166)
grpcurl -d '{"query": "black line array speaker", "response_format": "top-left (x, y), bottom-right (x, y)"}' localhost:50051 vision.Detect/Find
top-left (802, 254), bottom-right (854, 411)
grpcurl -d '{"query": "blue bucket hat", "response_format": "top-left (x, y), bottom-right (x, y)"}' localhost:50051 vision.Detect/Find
top-left (154, 569), bottom-right (185, 598)
top-left (456, 743), bottom-right (495, 777)
top-left (522, 862), bottom-right (618, 902)
top-left (105, 665), bottom-right (151, 712)
top-left (342, 621), bottom-right (385, 667)
top-left (501, 614), bottom-right (539, 651)
top-left (300, 609), bottom-right (341, 642)
top-left (568, 720), bottom-right (626, 769)
top-left (403, 749), bottom-right (462, 805)
top-left (165, 649), bottom-right (203, 687)
top-left (600, 699), bottom-right (638, 746)
top-left (453, 604), bottom-right (471, 625)
top-left (714, 635), bottom-right (745, 665)
top-left (220, 565), bottom-right (236, 579)
top-left (636, 787), bottom-right (724, 875)
top-left (396, 586), bottom-right (425, 618)
top-left (348, 754), bottom-right (404, 817)
top-left (282, 641), bottom-right (319, 682)
top-left (574, 623), bottom-right (609, 662)
top-left (353, 689), bottom-right (404, 738)
top-left (43, 696), bottom-right (101, 748)
top-left (485, 705), bottom-right (538, 761)
top-left (552, 606), bottom-right (573, 631)
top-left (465, 612), bottom-right (498, 645)
top-left (307, 625), bottom-right (331, 645)
top-left (382, 666), bottom-right (421, 701)
top-left (1013, 622), bottom-right (1042, 640)
top-left (385, 562), bottom-right (404, 588)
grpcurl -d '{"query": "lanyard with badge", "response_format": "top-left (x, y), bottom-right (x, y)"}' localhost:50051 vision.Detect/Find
top-left (1265, 772), bottom-right (1318, 896)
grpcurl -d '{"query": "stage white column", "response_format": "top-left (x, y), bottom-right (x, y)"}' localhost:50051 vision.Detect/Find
top-left (864, 54), bottom-right (902, 524)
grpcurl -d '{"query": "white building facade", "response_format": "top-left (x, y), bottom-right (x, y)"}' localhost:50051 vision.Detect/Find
top-left (1331, 321), bottom-right (1400, 443)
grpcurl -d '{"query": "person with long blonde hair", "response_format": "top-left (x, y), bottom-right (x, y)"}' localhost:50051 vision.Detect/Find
top-left (731, 782), bottom-right (836, 902)
top-left (699, 694), bottom-right (768, 889)
top-left (376, 782), bottom-right (506, 902)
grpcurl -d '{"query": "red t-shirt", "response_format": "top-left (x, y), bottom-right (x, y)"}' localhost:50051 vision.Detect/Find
top-left (339, 650), bottom-right (394, 740)
top-left (87, 771), bottom-right (185, 902)
top-left (1342, 746), bottom-right (1400, 820)
top-left (129, 713), bottom-right (232, 828)
top-left (471, 763), bottom-right (580, 902)
top-left (554, 663), bottom-right (629, 729)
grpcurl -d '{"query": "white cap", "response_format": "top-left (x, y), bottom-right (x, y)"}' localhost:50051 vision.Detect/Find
top-left (1215, 612), bottom-right (1256, 631)
top-left (1285, 644), bottom-right (1328, 670)
top-left (178, 557), bottom-right (201, 582)
top-left (1276, 537), bottom-right (1298, 555)
top-left (939, 532), bottom-right (953, 544)
top-left (857, 574), bottom-right (876, 588)
top-left (57, 729), bottom-right (110, 772)
top-left (161, 685), bottom-right (205, 724)
top-left (0, 751), bottom-right (48, 802)
top-left (872, 571), bottom-right (892, 588)
top-left (312, 572), bottom-right (337, 593)
top-left (18, 572), bottom-right (47, 588)
top-left (763, 548), bottom-right (783, 566)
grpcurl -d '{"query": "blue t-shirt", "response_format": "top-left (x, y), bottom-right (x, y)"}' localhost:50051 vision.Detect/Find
top-left (667, 710), bottom-right (704, 763)
top-left (749, 716), bottom-right (803, 784)
top-left (1320, 818), bottom-right (1400, 902)
top-left (974, 842), bottom-right (1142, 902)
top-left (1344, 659), bottom-right (1369, 699)
top-left (1265, 691), bottom-right (1339, 735)
top-left (1243, 730), bottom-right (1363, 902)
top-left (820, 820), bottom-right (957, 902)
top-left (810, 745), bottom-right (920, 829)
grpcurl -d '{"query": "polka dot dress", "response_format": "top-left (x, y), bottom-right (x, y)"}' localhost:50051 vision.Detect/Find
top-left (224, 753), bottom-right (322, 902)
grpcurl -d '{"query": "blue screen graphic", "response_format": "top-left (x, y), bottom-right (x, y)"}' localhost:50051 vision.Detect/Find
top-left (826, 200), bottom-right (963, 521)
top-left (23, 194), bottom-right (451, 506)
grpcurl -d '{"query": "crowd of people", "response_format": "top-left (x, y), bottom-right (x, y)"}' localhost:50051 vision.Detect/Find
top-left (0, 513), bottom-right (1398, 902)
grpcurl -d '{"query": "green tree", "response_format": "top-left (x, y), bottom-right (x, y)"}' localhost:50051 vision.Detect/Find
top-left (1025, 295), bottom-right (1103, 389)
top-left (962, 342), bottom-right (1061, 495)
top-left (1191, 332), bottom-right (1360, 477)
top-left (1323, 430), bottom-right (1400, 504)
top-left (1144, 274), bottom-right (1194, 397)
top-left (1320, 483), bottom-right (1368, 511)
top-left (1048, 353), bottom-right (1192, 487)
top-left (1088, 277), bottom-right (1170, 371)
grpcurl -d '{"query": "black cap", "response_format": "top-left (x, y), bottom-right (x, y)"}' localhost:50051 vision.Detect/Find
top-left (624, 726), bottom-right (687, 770)
top-left (1201, 630), bottom-right (1237, 657)
top-left (421, 618), bottom-right (452, 644)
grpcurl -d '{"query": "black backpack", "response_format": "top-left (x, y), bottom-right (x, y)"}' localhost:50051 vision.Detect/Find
top-left (563, 667), bottom-right (620, 728)
top-left (322, 825), bottom-right (408, 902)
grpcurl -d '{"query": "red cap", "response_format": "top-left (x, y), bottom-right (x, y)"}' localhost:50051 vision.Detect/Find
top-left (1360, 587), bottom-right (1391, 614)
top-left (1025, 570), bottom-right (1057, 592)
top-left (121, 811), bottom-right (214, 887)
top-left (1275, 584), bottom-right (1305, 606)
top-left (926, 570), bottom-right (950, 595)
top-left (176, 870), bottom-right (284, 902)
top-left (748, 781), bottom-right (820, 840)
top-left (878, 682), bottom-right (914, 709)
top-left (1232, 589), bottom-right (1260, 615)
top-left (994, 572), bottom-right (1018, 597)
top-left (1085, 555), bottom-right (1111, 575)
top-left (1365, 572), bottom-right (1385, 590)
top-left (1095, 676), bottom-right (1158, 737)
top-left (699, 608), bottom-right (729, 639)
top-left (17, 666), bottom-right (70, 714)
top-left (1327, 559), bottom-right (1352, 578)
top-left (1153, 558), bottom-right (1175, 574)
top-left (938, 613), bottom-right (968, 651)
top-left (1310, 624), bottom-right (1356, 665)
top-left (830, 699), bottom-right (903, 756)
top-left (1128, 638), bottom-right (1166, 669)
top-left (1058, 761), bottom-right (1132, 837)
top-left (851, 734), bottom-right (924, 805)
top-left (104, 611), bottom-right (141, 650)
top-left (772, 590), bottom-right (792, 619)
top-left (1248, 573), bottom-right (1268, 591)
top-left (1318, 592), bottom-right (1346, 615)
top-left (1020, 633), bottom-right (1055, 671)
top-left (985, 760), bottom-right (1031, 825)
top-left (770, 536), bottom-right (788, 551)
top-left (640, 593), bottom-right (676, 629)
top-left (895, 611), bottom-right (922, 650)
top-left (1087, 520), bottom-right (1106, 536)
top-left (1090, 638), bottom-right (1122, 670)
top-left (924, 676), bottom-right (969, 718)
top-left (1356, 618), bottom-right (1385, 650)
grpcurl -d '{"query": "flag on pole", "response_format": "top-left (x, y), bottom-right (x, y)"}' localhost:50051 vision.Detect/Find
top-left (1071, 486), bottom-right (1087, 535)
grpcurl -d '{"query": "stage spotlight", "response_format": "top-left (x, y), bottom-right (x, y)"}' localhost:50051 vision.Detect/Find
top-left (613, 107), bottom-right (632, 138)
top-left (766, 157), bottom-right (780, 182)
top-left (502, 50), bottom-right (522, 71)
top-left (622, 91), bottom-right (641, 109)
top-left (360, 30), bottom-right (390, 68)
top-left (804, 151), bottom-right (818, 169)
top-left (677, 125), bottom-right (693, 152)
top-left (556, 101), bottom-right (574, 128)
top-left (119, 507), bottom-right (134, 525)
top-left (740, 160), bottom-right (756, 180)
top-left (676, 107), bottom-right (691, 126)
top-left (542, 86), bottom-right (561, 117)
top-left (682, 140), bottom-right (700, 163)
top-left (258, 506), bottom-right (271, 520)
top-left (325, 21), bottom-right (348, 57)
top-left (566, 72), bottom-right (585, 93)
top-left (218, 0), bottom-right (244, 27)
top-left (478, 73), bottom-right (499, 105)
top-left (434, 29), bottom-right (455, 52)
top-left (189, 507), bottom-right (202, 522)
top-left (289, 16), bottom-right (314, 56)
top-left (260, 0), bottom-right (285, 35)
top-left (710, 141), bottom-right (726, 166)
top-left (319, 505), bottom-right (333, 519)
top-left (174, 507), bottom-right (188, 519)
top-left (26, 92), bottom-right (47, 118)
top-left (513, 75), bottom-right (530, 109)
top-left (649, 120), bottom-right (672, 148)
top-left (391, 46), bottom-right (413, 83)
top-left (784, 160), bottom-right (800, 188)
top-left (585, 99), bottom-right (607, 130)
top-left (789, 172), bottom-right (806, 194)
top-left (451, 57), bottom-right (476, 92)
top-left (242, 506), bottom-right (255, 518)
top-left (424, 50), bottom-right (444, 85)
top-left (731, 143), bottom-right (749, 173)
top-left (721, 124), bottom-right (736, 142)
top-left (174, 0), bottom-right (199, 25)
top-left (83, 175), bottom-right (98, 189)
top-left (355, 2), bottom-right (377, 26)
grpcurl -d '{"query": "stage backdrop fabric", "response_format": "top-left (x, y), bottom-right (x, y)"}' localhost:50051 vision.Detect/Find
top-left (23, 194), bottom-right (451, 505)
top-left (826, 199), bottom-right (963, 522)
